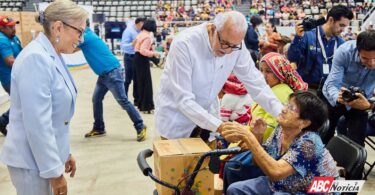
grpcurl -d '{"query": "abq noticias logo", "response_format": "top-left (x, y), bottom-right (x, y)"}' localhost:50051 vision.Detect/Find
top-left (307, 177), bottom-right (365, 193)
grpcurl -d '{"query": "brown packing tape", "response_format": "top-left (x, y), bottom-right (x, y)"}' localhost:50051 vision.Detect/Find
top-left (154, 140), bottom-right (185, 156)
top-left (154, 138), bottom-right (211, 156)
top-left (178, 138), bottom-right (211, 154)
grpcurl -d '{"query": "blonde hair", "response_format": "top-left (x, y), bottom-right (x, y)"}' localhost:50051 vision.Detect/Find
top-left (35, 0), bottom-right (88, 36)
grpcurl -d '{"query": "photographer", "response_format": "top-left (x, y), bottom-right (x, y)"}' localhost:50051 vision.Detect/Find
top-left (322, 30), bottom-right (375, 151)
top-left (287, 5), bottom-right (353, 91)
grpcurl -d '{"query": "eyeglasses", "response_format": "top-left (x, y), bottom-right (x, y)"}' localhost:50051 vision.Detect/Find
top-left (283, 103), bottom-right (300, 113)
top-left (217, 31), bottom-right (242, 51)
top-left (62, 21), bottom-right (84, 38)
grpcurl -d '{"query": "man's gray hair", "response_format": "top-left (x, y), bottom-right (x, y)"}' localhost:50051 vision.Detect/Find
top-left (213, 11), bottom-right (248, 33)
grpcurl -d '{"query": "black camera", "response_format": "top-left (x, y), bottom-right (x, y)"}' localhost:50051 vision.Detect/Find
top-left (342, 86), bottom-right (366, 102)
top-left (301, 17), bottom-right (326, 31)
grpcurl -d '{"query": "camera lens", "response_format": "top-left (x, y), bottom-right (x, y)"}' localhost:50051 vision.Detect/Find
top-left (342, 90), bottom-right (353, 102)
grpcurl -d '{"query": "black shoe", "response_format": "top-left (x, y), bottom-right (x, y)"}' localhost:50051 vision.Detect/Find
top-left (142, 110), bottom-right (154, 114)
top-left (0, 123), bottom-right (7, 136)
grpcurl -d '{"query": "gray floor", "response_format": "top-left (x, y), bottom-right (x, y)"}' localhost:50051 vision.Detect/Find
top-left (0, 66), bottom-right (374, 194)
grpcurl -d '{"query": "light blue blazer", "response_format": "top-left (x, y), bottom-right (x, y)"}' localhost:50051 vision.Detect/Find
top-left (1, 33), bottom-right (77, 179)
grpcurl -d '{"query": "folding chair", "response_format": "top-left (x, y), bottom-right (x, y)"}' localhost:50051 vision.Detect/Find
top-left (326, 134), bottom-right (367, 180)
top-left (337, 116), bottom-right (375, 179)
top-left (318, 120), bottom-right (330, 140)
top-left (363, 134), bottom-right (375, 180)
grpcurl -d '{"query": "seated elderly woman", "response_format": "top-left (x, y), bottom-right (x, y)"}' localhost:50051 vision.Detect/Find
top-left (222, 53), bottom-right (307, 190)
top-left (220, 91), bottom-right (338, 194)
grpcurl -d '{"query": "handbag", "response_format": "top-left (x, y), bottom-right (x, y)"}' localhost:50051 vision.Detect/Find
top-left (223, 151), bottom-right (264, 191)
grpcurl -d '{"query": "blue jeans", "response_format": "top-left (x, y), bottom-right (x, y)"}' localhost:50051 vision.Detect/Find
top-left (0, 83), bottom-right (10, 127)
top-left (124, 53), bottom-right (138, 102)
top-left (92, 66), bottom-right (144, 133)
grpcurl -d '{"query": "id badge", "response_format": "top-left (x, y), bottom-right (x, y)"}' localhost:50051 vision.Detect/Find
top-left (323, 63), bottom-right (330, 74)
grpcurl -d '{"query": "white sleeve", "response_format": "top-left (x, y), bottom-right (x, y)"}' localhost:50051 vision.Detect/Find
top-left (168, 41), bottom-right (222, 131)
top-left (233, 49), bottom-right (283, 117)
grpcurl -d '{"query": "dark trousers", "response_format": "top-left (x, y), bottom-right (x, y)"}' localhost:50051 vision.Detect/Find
top-left (322, 99), bottom-right (367, 147)
top-left (124, 53), bottom-right (138, 103)
top-left (133, 52), bottom-right (154, 111)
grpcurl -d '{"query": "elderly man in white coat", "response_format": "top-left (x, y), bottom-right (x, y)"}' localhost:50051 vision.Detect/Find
top-left (155, 11), bottom-right (284, 140)
top-left (0, 1), bottom-right (88, 195)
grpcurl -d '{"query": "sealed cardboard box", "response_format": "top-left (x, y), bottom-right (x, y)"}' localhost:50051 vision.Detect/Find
top-left (153, 138), bottom-right (214, 195)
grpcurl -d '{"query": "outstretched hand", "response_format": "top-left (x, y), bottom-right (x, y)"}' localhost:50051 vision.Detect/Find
top-left (219, 121), bottom-right (251, 143)
top-left (250, 117), bottom-right (267, 137)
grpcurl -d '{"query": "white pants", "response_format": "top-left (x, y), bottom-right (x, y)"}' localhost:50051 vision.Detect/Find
top-left (8, 166), bottom-right (53, 195)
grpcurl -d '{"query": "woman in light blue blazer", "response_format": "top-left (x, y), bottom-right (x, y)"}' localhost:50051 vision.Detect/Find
top-left (0, 1), bottom-right (88, 195)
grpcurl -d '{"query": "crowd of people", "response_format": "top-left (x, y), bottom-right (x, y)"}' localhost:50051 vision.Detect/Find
top-left (247, 0), bottom-right (374, 26)
top-left (153, 0), bottom-right (374, 28)
top-left (155, 0), bottom-right (235, 23)
top-left (0, 0), bottom-right (375, 194)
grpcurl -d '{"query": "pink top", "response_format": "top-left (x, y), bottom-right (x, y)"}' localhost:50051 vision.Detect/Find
top-left (134, 31), bottom-right (155, 58)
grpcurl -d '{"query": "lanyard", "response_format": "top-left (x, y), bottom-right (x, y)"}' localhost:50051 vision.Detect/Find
top-left (317, 29), bottom-right (337, 64)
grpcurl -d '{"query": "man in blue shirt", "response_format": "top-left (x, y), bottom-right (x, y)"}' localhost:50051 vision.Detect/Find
top-left (288, 5), bottom-right (353, 90)
top-left (322, 30), bottom-right (375, 150)
top-left (120, 18), bottom-right (144, 102)
top-left (244, 15), bottom-right (262, 63)
top-left (79, 20), bottom-right (147, 142)
top-left (0, 16), bottom-right (22, 136)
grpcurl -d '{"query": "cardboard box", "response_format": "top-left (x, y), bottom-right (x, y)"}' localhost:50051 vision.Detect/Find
top-left (153, 138), bottom-right (214, 195)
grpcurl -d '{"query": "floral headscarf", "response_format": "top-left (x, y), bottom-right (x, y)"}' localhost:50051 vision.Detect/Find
top-left (260, 52), bottom-right (308, 91)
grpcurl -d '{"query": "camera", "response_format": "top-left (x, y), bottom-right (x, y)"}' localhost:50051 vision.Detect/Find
top-left (342, 86), bottom-right (366, 102)
top-left (301, 17), bottom-right (326, 31)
